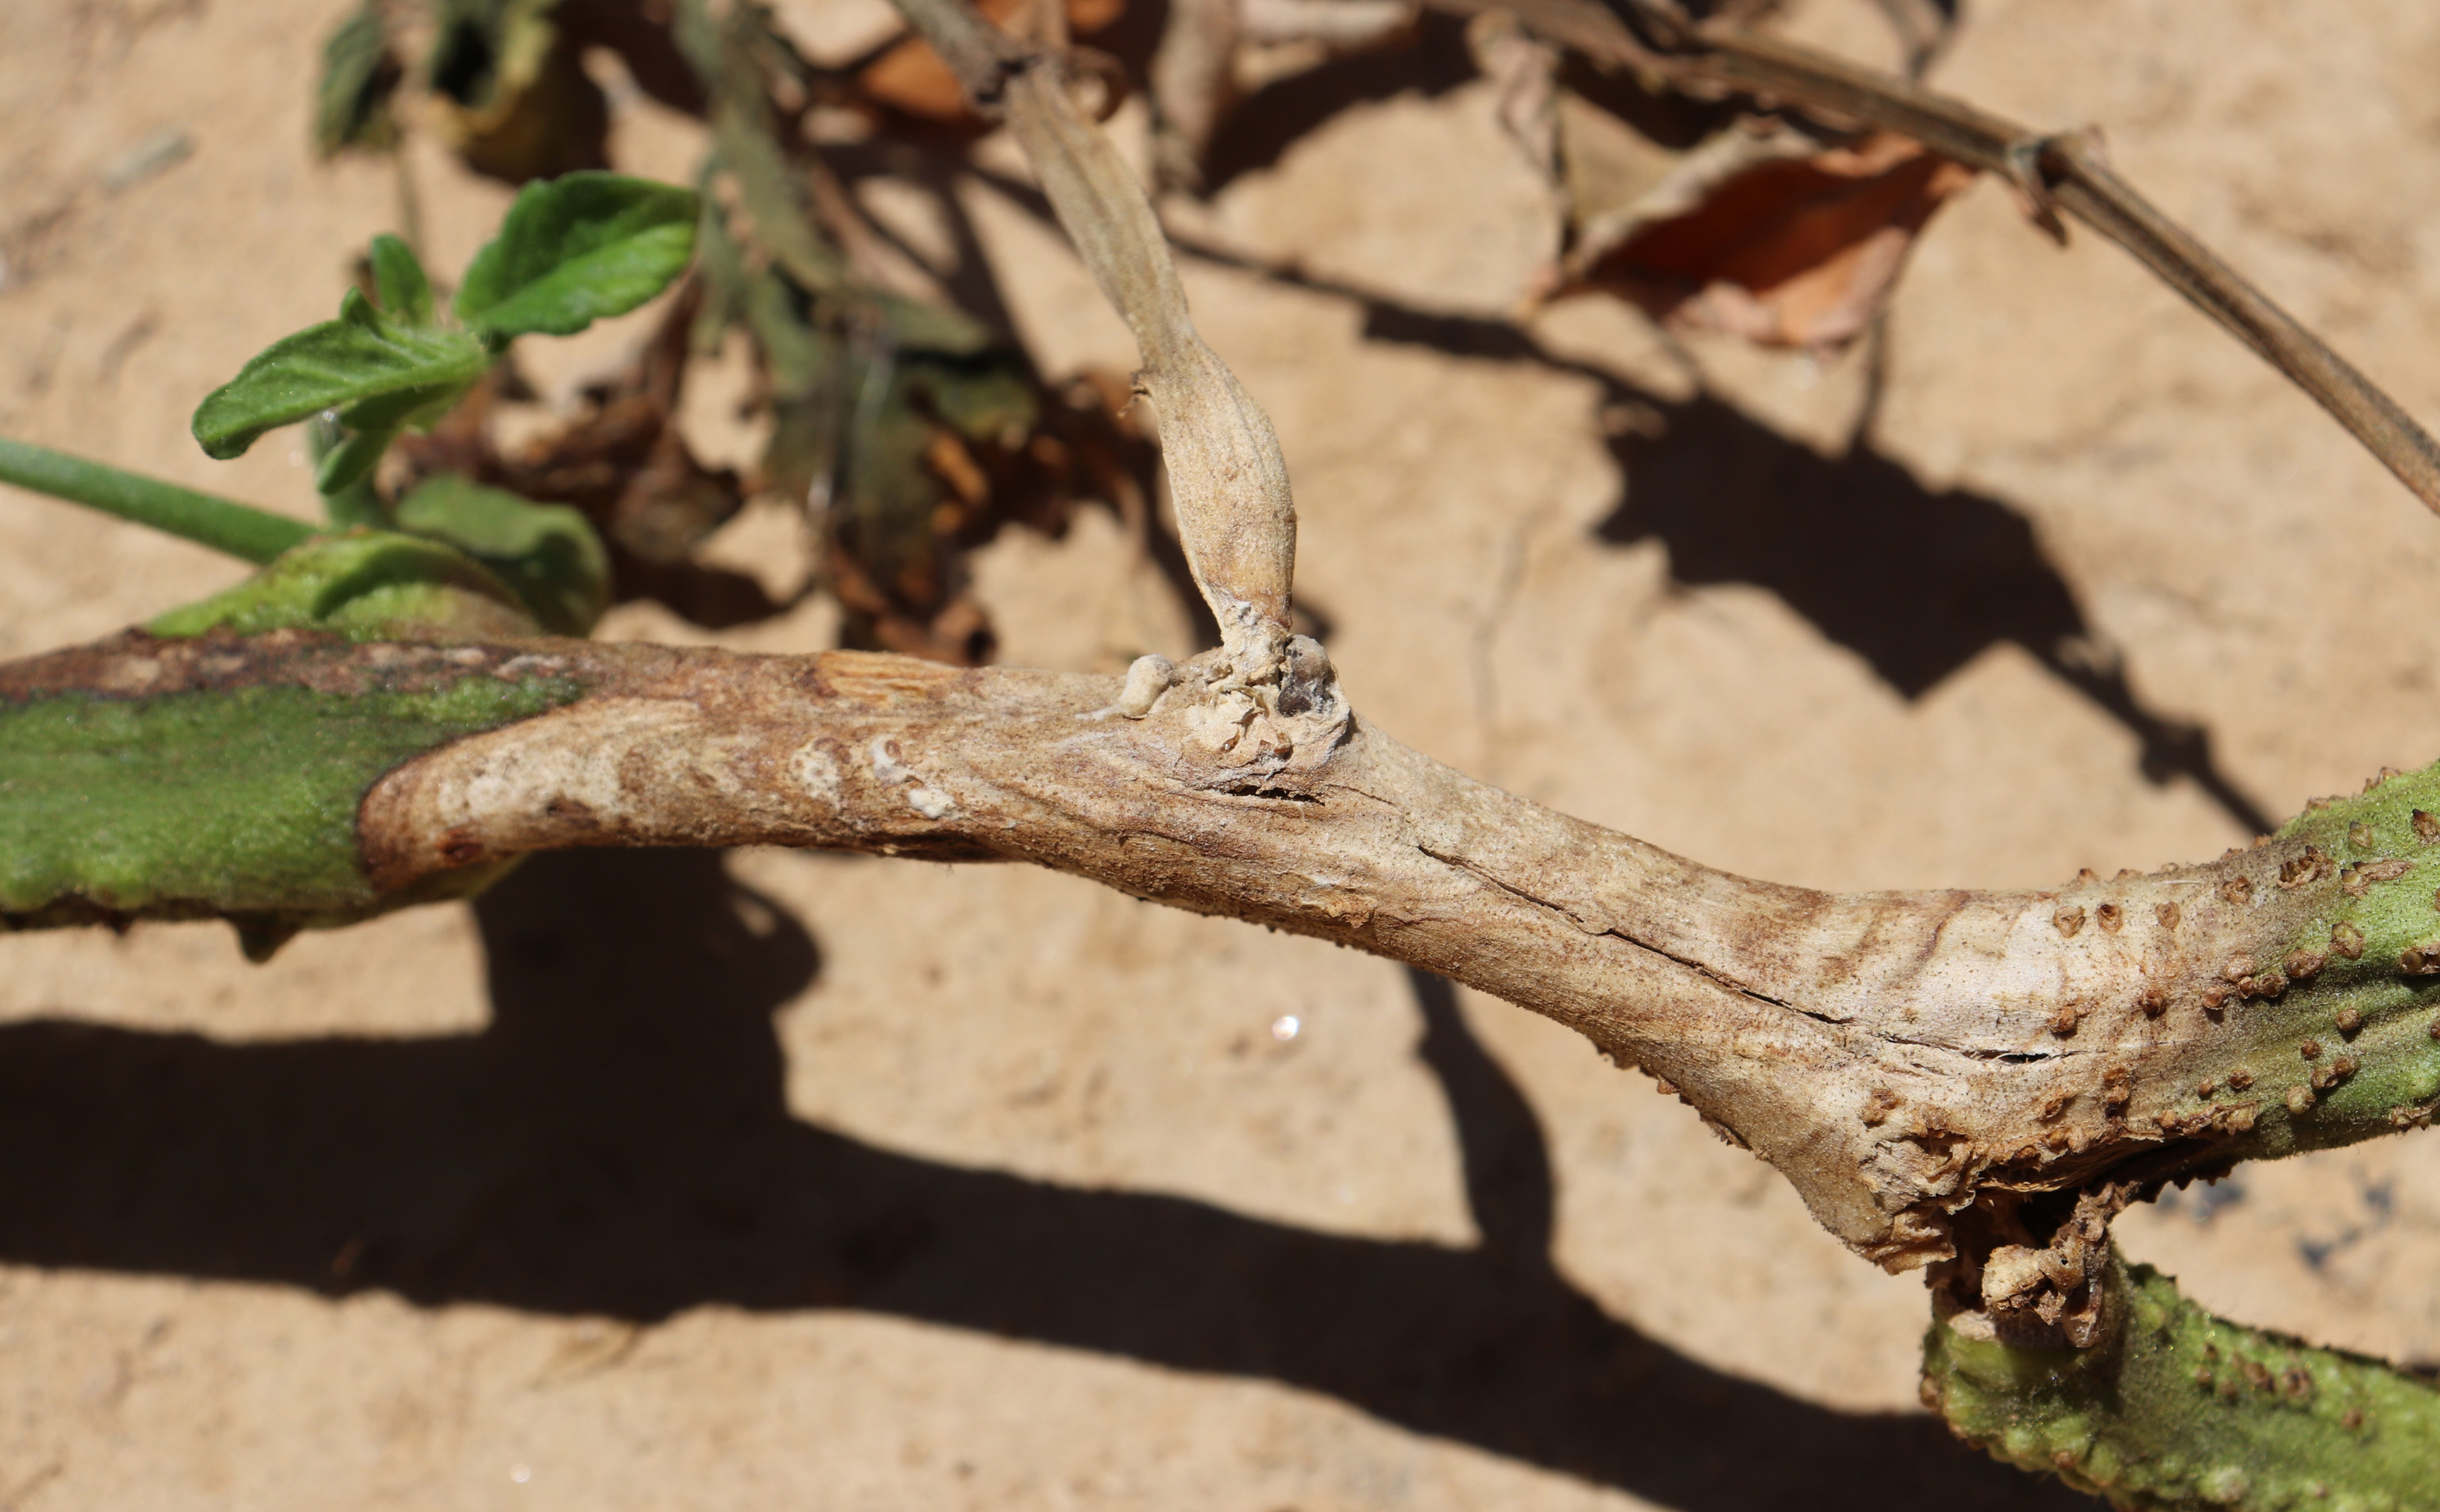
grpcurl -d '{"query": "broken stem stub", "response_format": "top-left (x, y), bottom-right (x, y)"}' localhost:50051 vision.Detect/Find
top-left (886, 0), bottom-right (1299, 682)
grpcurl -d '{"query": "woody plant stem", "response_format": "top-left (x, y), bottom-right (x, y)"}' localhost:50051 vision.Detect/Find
top-left (11, 2), bottom-right (2440, 1497)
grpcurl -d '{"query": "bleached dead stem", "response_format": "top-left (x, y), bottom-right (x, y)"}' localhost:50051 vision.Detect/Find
top-left (382, 0), bottom-right (2425, 1286)
top-left (276, 629), bottom-right (2422, 1273)
top-left (891, 0), bottom-right (1297, 684)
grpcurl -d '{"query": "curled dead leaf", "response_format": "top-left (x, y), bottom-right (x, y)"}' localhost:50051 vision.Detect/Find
top-left (856, 0), bottom-right (1129, 122)
top-left (1558, 125), bottom-right (1976, 351)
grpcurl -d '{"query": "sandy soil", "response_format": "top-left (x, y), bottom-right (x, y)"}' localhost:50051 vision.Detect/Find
top-left (2, 0), bottom-right (2438, 1506)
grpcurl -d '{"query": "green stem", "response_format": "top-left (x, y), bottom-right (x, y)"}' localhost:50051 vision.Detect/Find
top-left (309, 414), bottom-right (391, 530)
top-left (1925, 1251), bottom-right (2440, 1509)
top-left (320, 475), bottom-right (391, 530)
top-left (0, 436), bottom-right (315, 565)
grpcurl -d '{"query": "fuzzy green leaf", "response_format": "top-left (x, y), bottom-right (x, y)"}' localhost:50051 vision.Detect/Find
top-left (145, 530), bottom-right (543, 643)
top-left (392, 474), bottom-right (612, 634)
top-left (311, 423), bottom-right (402, 496)
top-left (310, 412), bottom-right (389, 528)
top-left (191, 287), bottom-right (489, 462)
top-left (454, 172), bottom-right (701, 339)
top-left (369, 233), bottom-right (435, 326)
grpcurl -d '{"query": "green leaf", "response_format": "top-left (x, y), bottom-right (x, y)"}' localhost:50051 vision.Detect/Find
top-left (368, 234), bottom-right (435, 326)
top-left (393, 473), bottom-right (612, 634)
top-left (311, 424), bottom-right (405, 496)
top-left (310, 413), bottom-right (389, 529)
top-left (146, 530), bottom-right (541, 642)
top-left (454, 172), bottom-right (701, 339)
top-left (191, 287), bottom-right (490, 462)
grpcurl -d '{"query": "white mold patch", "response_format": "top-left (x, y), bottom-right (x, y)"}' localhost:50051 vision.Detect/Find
top-left (791, 740), bottom-right (843, 810)
top-left (1116, 654), bottom-right (1176, 719)
top-left (865, 734), bottom-right (957, 820)
top-left (868, 735), bottom-right (914, 787)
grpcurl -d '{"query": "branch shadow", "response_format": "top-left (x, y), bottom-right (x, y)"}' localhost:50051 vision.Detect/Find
top-left (0, 849), bottom-right (2088, 1510)
top-left (1593, 391), bottom-right (2273, 834)
top-left (1195, 256), bottom-right (2270, 835)
top-left (1198, 10), bottom-right (1481, 195)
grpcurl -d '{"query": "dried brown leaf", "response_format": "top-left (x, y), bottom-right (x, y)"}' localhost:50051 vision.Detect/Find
top-left (856, 0), bottom-right (1127, 122)
top-left (420, 0), bottom-right (611, 184)
top-left (1562, 126), bottom-right (1975, 350)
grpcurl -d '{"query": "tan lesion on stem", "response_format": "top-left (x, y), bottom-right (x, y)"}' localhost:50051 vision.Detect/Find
top-left (1368, 796), bottom-right (2369, 1266)
top-left (0, 619), bottom-right (2393, 1270)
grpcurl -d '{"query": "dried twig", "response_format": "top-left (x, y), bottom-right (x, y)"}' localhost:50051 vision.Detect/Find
top-left (21, 625), bottom-right (2440, 1282)
top-left (1426, 0), bottom-right (2440, 518)
top-left (1148, 0), bottom-right (1243, 189)
top-left (891, 0), bottom-right (1299, 682)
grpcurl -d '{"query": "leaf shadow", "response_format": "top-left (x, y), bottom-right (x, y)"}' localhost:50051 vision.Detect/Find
top-left (0, 849), bottom-right (2088, 1511)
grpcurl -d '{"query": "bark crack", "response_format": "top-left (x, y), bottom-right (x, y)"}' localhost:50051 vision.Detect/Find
top-left (1417, 841), bottom-right (1815, 1020)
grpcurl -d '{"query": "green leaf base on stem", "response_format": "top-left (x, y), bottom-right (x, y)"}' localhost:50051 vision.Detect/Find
top-left (147, 530), bottom-right (544, 642)
top-left (0, 490), bottom-right (604, 957)
top-left (2168, 762), bottom-right (2440, 1162)
top-left (1925, 1252), bottom-right (2440, 1510)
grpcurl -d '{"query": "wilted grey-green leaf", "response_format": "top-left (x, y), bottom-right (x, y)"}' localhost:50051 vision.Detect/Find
top-left (191, 288), bottom-right (490, 461)
top-left (708, 104), bottom-right (844, 295)
top-left (454, 172), bottom-right (701, 338)
top-left (874, 291), bottom-right (997, 359)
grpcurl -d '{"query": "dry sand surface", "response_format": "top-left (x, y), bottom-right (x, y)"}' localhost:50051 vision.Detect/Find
top-left (4, 0), bottom-right (2440, 1506)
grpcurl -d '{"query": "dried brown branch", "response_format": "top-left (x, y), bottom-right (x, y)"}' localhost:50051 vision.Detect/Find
top-left (30, 0), bottom-right (2440, 1314)
top-left (20, 619), bottom-right (2431, 1286)
top-left (1427, 0), bottom-right (2440, 518)
top-left (574, 0), bottom-right (2437, 1282)
top-left (739, 0), bottom-right (2440, 1316)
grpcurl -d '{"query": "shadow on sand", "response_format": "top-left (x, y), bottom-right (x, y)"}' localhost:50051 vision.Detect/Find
top-left (0, 850), bottom-right (2088, 1510)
